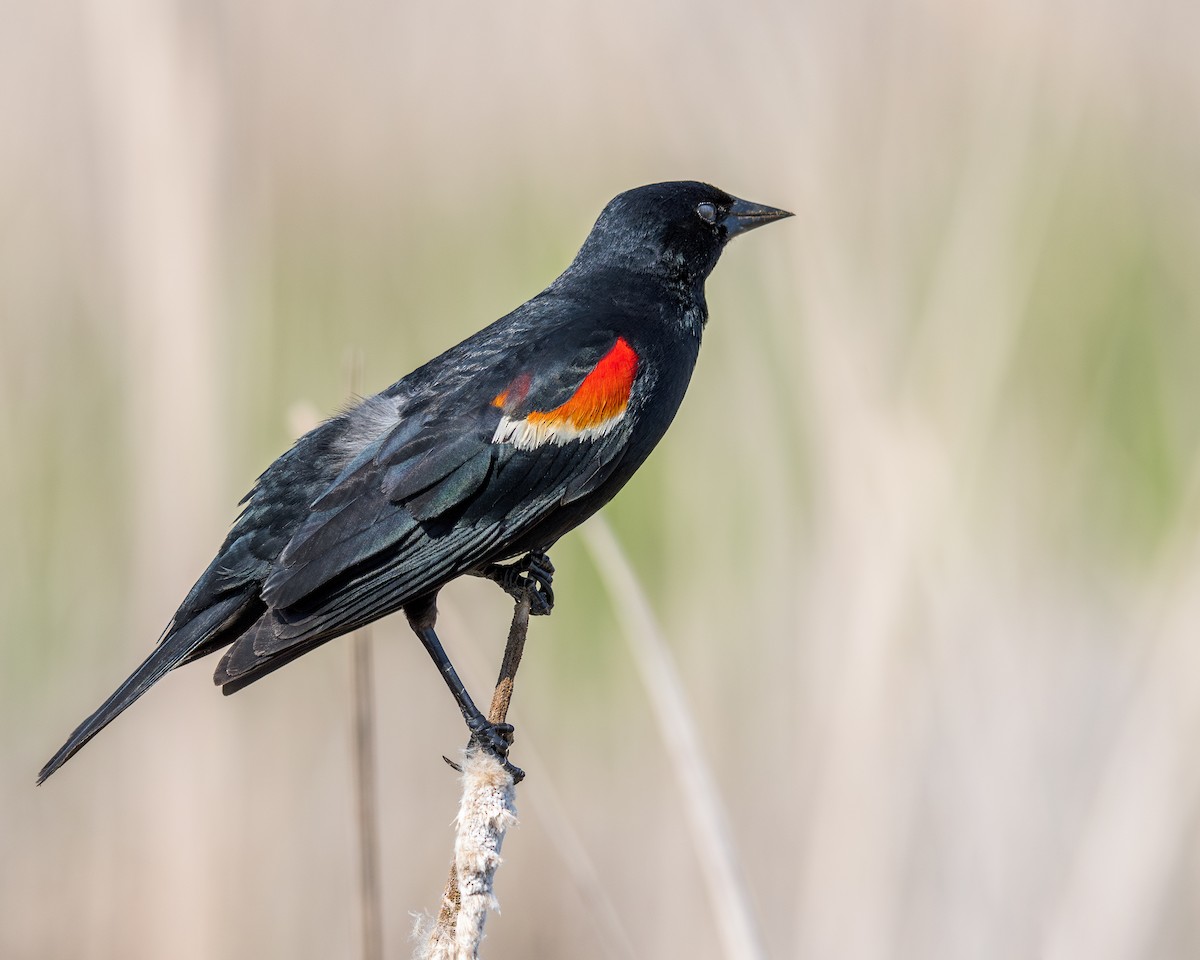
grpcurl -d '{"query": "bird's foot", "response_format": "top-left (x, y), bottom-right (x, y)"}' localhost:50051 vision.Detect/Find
top-left (466, 717), bottom-right (525, 783)
top-left (482, 551), bottom-right (555, 616)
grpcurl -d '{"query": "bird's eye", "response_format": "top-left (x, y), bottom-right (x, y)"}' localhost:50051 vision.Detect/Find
top-left (696, 202), bottom-right (718, 224)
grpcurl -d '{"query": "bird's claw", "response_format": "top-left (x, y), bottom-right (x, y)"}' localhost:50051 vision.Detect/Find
top-left (467, 718), bottom-right (525, 783)
top-left (485, 550), bottom-right (555, 616)
top-left (523, 552), bottom-right (555, 616)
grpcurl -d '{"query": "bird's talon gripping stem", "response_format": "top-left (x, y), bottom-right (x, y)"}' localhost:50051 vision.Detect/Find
top-left (467, 717), bottom-right (525, 782)
top-left (482, 550), bottom-right (555, 616)
top-left (410, 611), bottom-right (525, 782)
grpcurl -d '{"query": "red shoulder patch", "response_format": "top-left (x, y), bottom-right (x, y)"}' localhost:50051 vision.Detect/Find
top-left (528, 338), bottom-right (639, 431)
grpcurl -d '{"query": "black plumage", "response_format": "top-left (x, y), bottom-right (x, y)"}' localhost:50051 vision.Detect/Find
top-left (39, 181), bottom-right (791, 784)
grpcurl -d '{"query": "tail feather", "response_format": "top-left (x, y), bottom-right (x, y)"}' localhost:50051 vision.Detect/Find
top-left (37, 593), bottom-right (254, 784)
top-left (213, 611), bottom-right (335, 695)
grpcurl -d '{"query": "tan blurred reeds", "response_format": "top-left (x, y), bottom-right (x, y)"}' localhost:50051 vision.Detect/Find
top-left (4, 0), bottom-right (1200, 958)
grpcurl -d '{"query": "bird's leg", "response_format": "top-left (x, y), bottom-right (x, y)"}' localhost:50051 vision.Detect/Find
top-left (477, 550), bottom-right (555, 616)
top-left (405, 599), bottom-right (525, 782)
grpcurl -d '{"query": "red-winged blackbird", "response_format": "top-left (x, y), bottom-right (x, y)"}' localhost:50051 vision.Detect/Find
top-left (39, 181), bottom-right (790, 784)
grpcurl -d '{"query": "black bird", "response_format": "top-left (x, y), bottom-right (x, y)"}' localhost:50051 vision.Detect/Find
top-left (39, 181), bottom-right (791, 784)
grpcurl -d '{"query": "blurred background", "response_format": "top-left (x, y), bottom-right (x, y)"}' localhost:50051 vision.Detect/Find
top-left (3, 0), bottom-right (1200, 957)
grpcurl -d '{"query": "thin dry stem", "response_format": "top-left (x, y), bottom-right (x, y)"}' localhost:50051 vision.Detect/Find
top-left (352, 627), bottom-right (382, 960)
top-left (582, 518), bottom-right (768, 960)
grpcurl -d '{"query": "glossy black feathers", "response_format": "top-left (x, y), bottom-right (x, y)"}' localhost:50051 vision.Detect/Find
top-left (39, 181), bottom-right (791, 783)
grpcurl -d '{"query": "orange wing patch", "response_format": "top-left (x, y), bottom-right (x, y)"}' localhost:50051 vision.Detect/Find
top-left (493, 338), bottom-right (639, 450)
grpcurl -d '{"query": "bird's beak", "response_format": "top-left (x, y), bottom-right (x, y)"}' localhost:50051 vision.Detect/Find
top-left (722, 197), bottom-right (793, 239)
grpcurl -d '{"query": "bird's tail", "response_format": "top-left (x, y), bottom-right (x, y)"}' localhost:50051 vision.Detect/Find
top-left (37, 593), bottom-right (254, 784)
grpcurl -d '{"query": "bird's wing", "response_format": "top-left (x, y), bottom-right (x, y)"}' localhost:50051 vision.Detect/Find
top-left (218, 328), bottom-right (642, 679)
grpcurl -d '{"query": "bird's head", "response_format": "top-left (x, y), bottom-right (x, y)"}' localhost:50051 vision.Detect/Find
top-left (573, 181), bottom-right (792, 287)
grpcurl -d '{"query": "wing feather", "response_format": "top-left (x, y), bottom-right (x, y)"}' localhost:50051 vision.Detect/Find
top-left (218, 328), bottom-right (638, 687)
top-left (405, 449), bottom-right (494, 521)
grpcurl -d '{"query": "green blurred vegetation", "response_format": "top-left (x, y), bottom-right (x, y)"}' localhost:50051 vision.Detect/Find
top-left (4, 1), bottom-right (1200, 959)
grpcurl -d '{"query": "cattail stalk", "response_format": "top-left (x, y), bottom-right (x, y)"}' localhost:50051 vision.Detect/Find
top-left (417, 598), bottom-right (530, 960)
